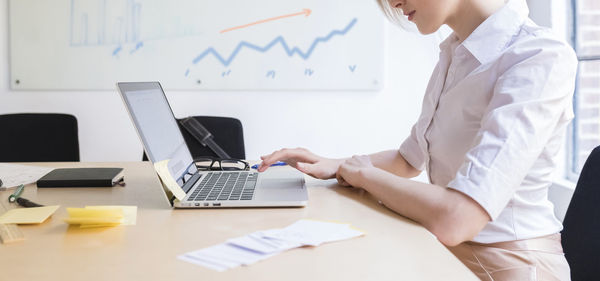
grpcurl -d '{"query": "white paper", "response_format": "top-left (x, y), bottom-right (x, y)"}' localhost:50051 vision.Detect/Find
top-left (322, 226), bottom-right (365, 243)
top-left (202, 243), bottom-right (274, 265)
top-left (178, 254), bottom-right (229, 272)
top-left (0, 163), bottom-right (53, 190)
top-left (178, 242), bottom-right (276, 272)
top-left (263, 219), bottom-right (363, 246)
top-left (178, 219), bottom-right (365, 272)
top-left (227, 231), bottom-right (301, 254)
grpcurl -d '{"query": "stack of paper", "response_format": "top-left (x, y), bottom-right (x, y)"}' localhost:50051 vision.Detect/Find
top-left (0, 163), bottom-right (53, 190)
top-left (64, 206), bottom-right (137, 228)
top-left (178, 219), bottom-right (364, 271)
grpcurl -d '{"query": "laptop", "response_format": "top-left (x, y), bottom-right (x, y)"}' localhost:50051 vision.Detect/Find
top-left (117, 82), bottom-right (308, 208)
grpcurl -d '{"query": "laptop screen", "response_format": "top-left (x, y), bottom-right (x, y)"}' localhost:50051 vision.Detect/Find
top-left (118, 82), bottom-right (197, 190)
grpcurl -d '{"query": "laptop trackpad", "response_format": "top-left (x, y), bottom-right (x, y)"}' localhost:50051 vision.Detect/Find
top-left (255, 176), bottom-right (306, 201)
top-left (261, 178), bottom-right (302, 189)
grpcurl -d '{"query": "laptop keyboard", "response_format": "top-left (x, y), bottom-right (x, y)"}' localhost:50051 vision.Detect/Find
top-left (187, 172), bottom-right (258, 201)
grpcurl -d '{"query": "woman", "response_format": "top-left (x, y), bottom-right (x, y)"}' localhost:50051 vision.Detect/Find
top-left (258, 0), bottom-right (576, 280)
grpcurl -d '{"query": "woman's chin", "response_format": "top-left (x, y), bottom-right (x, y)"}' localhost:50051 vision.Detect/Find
top-left (416, 24), bottom-right (441, 35)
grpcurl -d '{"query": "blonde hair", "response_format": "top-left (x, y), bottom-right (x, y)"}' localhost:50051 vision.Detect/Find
top-left (375, 0), bottom-right (416, 31)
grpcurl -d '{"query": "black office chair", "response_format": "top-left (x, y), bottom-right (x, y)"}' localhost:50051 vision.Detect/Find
top-left (143, 116), bottom-right (245, 161)
top-left (562, 145), bottom-right (600, 281)
top-left (0, 113), bottom-right (80, 162)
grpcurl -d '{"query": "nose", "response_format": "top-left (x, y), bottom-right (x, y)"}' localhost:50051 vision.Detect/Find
top-left (389, 0), bottom-right (405, 8)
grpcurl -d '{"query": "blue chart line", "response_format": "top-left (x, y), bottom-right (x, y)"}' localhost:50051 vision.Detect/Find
top-left (190, 18), bottom-right (358, 69)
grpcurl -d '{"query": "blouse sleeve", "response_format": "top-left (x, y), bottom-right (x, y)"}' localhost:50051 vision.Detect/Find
top-left (399, 123), bottom-right (426, 172)
top-left (447, 37), bottom-right (577, 220)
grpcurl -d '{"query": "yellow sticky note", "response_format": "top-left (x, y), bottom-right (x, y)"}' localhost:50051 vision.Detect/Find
top-left (79, 223), bottom-right (121, 229)
top-left (154, 160), bottom-right (186, 201)
top-left (64, 206), bottom-right (137, 228)
top-left (0, 205), bottom-right (60, 224)
top-left (64, 217), bottom-right (123, 224)
top-left (85, 206), bottom-right (137, 225)
top-left (65, 207), bottom-right (123, 228)
top-left (66, 207), bottom-right (124, 219)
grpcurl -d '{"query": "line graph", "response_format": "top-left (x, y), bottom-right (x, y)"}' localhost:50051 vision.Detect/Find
top-left (189, 18), bottom-right (358, 70)
top-left (11, 0), bottom-right (384, 90)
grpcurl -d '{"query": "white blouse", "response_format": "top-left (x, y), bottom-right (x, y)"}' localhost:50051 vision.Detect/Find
top-left (399, 0), bottom-right (578, 243)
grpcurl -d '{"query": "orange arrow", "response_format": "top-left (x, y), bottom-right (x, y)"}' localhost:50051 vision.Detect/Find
top-left (220, 8), bottom-right (312, 34)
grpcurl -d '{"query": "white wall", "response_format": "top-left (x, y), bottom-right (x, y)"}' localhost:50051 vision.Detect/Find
top-left (0, 0), bottom-right (441, 163)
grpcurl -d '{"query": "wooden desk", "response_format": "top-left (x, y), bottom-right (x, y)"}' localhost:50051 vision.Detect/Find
top-left (0, 162), bottom-right (477, 281)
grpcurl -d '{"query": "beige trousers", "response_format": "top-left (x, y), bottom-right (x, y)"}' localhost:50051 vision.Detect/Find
top-left (446, 233), bottom-right (570, 281)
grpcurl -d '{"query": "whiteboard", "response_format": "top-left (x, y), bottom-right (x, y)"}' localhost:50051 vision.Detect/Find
top-left (9, 0), bottom-right (385, 90)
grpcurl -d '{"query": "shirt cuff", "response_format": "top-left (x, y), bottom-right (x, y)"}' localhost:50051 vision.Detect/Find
top-left (398, 137), bottom-right (425, 172)
top-left (447, 162), bottom-right (513, 220)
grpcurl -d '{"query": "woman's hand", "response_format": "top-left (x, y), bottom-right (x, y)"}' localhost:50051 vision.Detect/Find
top-left (258, 148), bottom-right (343, 180)
top-left (337, 155), bottom-right (376, 188)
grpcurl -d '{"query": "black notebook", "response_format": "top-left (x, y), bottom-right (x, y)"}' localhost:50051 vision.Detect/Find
top-left (37, 168), bottom-right (124, 187)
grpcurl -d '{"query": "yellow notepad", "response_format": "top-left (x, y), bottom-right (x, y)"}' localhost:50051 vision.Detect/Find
top-left (65, 206), bottom-right (137, 228)
top-left (85, 206), bottom-right (137, 226)
top-left (0, 205), bottom-right (60, 224)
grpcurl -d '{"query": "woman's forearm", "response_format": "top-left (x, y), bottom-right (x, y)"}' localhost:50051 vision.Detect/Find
top-left (357, 167), bottom-right (489, 246)
top-left (368, 150), bottom-right (421, 178)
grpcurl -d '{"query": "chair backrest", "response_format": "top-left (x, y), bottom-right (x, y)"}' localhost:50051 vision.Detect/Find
top-left (0, 113), bottom-right (80, 162)
top-left (143, 116), bottom-right (245, 161)
top-left (562, 146), bottom-right (600, 281)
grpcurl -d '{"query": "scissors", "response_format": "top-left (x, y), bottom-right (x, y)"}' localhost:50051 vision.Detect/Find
top-left (8, 184), bottom-right (43, 208)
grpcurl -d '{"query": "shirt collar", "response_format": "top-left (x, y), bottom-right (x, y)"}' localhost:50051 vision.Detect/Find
top-left (440, 0), bottom-right (529, 64)
top-left (439, 33), bottom-right (459, 52)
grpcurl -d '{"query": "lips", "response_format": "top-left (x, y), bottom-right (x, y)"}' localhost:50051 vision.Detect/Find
top-left (406, 10), bottom-right (416, 21)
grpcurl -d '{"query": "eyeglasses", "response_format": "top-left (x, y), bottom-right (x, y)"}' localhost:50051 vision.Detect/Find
top-left (194, 157), bottom-right (249, 171)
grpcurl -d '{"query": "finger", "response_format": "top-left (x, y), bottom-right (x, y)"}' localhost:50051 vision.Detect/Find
top-left (257, 152), bottom-right (277, 171)
top-left (257, 160), bottom-right (286, 172)
top-left (260, 152), bottom-right (275, 161)
top-left (296, 162), bottom-right (321, 177)
top-left (262, 148), bottom-right (318, 168)
top-left (257, 161), bottom-right (269, 172)
top-left (258, 158), bottom-right (298, 173)
top-left (348, 155), bottom-right (364, 165)
top-left (288, 161), bottom-right (321, 179)
top-left (304, 162), bottom-right (337, 179)
top-left (296, 162), bottom-right (309, 173)
top-left (335, 168), bottom-right (350, 187)
top-left (336, 173), bottom-right (351, 187)
top-left (336, 164), bottom-right (352, 187)
top-left (258, 151), bottom-right (288, 172)
top-left (343, 157), bottom-right (356, 167)
top-left (259, 149), bottom-right (287, 167)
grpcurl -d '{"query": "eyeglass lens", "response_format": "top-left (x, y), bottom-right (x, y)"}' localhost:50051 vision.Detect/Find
top-left (195, 158), bottom-right (247, 171)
